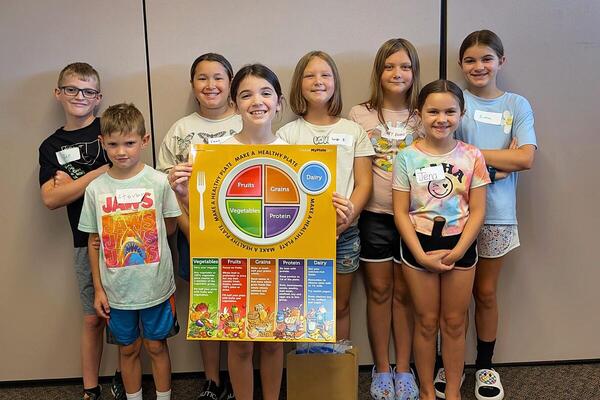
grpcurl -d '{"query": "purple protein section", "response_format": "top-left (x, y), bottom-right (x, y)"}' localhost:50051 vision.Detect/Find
top-left (264, 206), bottom-right (299, 238)
top-left (277, 259), bottom-right (305, 311)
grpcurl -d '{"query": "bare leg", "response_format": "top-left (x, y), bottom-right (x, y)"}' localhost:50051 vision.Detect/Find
top-left (119, 338), bottom-right (143, 394)
top-left (402, 267), bottom-right (440, 400)
top-left (336, 271), bottom-right (355, 340)
top-left (228, 342), bottom-right (254, 400)
top-left (259, 342), bottom-right (284, 400)
top-left (473, 257), bottom-right (504, 341)
top-left (440, 268), bottom-right (476, 400)
top-left (143, 339), bottom-right (172, 392)
top-left (81, 315), bottom-right (105, 389)
top-left (200, 341), bottom-right (222, 385)
top-left (363, 260), bottom-right (393, 372)
top-left (393, 262), bottom-right (414, 372)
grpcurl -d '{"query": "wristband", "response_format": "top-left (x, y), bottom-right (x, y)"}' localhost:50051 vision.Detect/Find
top-left (487, 166), bottom-right (497, 184)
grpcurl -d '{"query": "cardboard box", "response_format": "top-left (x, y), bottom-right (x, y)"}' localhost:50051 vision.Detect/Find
top-left (286, 346), bottom-right (358, 400)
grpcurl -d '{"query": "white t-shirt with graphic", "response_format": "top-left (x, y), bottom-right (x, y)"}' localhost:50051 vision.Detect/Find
top-left (276, 118), bottom-right (375, 199)
top-left (78, 165), bottom-right (181, 310)
top-left (157, 112), bottom-right (242, 172)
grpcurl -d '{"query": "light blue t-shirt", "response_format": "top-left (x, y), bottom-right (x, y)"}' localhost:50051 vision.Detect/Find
top-left (78, 165), bottom-right (181, 310)
top-left (456, 90), bottom-right (537, 224)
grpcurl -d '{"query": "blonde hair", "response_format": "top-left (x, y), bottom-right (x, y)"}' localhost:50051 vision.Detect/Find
top-left (363, 38), bottom-right (421, 127)
top-left (289, 51), bottom-right (342, 117)
top-left (57, 62), bottom-right (100, 89)
top-left (101, 103), bottom-right (145, 137)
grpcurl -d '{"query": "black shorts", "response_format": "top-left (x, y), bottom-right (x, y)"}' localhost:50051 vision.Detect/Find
top-left (400, 232), bottom-right (478, 271)
top-left (358, 210), bottom-right (400, 263)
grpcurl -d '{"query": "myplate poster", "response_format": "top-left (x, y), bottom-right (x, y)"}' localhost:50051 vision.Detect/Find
top-left (186, 144), bottom-right (337, 342)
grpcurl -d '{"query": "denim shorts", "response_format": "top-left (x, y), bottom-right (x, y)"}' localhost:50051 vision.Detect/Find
top-left (106, 294), bottom-right (179, 345)
top-left (336, 225), bottom-right (361, 274)
top-left (73, 247), bottom-right (96, 315)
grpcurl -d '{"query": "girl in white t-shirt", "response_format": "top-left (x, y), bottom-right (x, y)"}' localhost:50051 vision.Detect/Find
top-left (159, 53), bottom-right (241, 400)
top-left (277, 51), bottom-right (375, 341)
top-left (349, 38), bottom-right (422, 400)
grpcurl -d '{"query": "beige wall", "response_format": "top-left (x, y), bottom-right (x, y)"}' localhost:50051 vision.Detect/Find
top-left (448, 0), bottom-right (600, 363)
top-left (0, 0), bottom-right (598, 382)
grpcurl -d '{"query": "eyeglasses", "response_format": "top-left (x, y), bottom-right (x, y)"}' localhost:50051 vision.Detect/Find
top-left (59, 86), bottom-right (100, 99)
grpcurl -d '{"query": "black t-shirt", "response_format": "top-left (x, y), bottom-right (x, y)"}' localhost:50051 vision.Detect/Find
top-left (38, 118), bottom-right (109, 247)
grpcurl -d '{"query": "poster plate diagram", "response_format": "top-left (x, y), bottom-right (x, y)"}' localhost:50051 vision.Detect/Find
top-left (186, 145), bottom-right (337, 342)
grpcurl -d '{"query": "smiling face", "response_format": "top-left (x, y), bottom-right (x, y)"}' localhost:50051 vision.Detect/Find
top-left (419, 92), bottom-right (462, 142)
top-left (460, 44), bottom-right (505, 91)
top-left (55, 74), bottom-right (101, 121)
top-left (301, 56), bottom-right (335, 109)
top-left (234, 75), bottom-right (281, 128)
top-left (380, 49), bottom-right (413, 98)
top-left (428, 177), bottom-right (453, 199)
top-left (191, 60), bottom-right (232, 114)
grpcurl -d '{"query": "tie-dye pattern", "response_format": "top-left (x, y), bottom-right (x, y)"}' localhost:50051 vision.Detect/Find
top-left (392, 141), bottom-right (490, 236)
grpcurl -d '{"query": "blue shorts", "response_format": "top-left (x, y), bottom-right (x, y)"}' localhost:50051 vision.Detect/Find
top-left (336, 225), bottom-right (361, 274)
top-left (107, 295), bottom-right (179, 345)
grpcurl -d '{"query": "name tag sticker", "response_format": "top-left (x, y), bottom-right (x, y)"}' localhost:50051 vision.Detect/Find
top-left (207, 137), bottom-right (226, 144)
top-left (415, 165), bottom-right (445, 184)
top-left (116, 188), bottom-right (146, 204)
top-left (55, 147), bottom-right (81, 165)
top-left (382, 126), bottom-right (407, 141)
top-left (474, 110), bottom-right (502, 125)
top-left (329, 133), bottom-right (354, 147)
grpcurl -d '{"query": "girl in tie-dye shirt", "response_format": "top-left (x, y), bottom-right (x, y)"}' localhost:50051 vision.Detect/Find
top-left (392, 80), bottom-right (489, 400)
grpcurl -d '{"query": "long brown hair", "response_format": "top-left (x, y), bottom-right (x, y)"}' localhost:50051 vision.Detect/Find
top-left (363, 38), bottom-right (421, 128)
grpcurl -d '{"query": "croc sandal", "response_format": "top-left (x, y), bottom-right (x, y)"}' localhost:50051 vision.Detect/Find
top-left (433, 368), bottom-right (465, 399)
top-left (393, 367), bottom-right (419, 400)
top-left (475, 369), bottom-right (504, 400)
top-left (370, 365), bottom-right (395, 400)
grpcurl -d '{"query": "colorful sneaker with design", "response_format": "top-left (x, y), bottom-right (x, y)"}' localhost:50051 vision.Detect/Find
top-left (110, 371), bottom-right (126, 400)
top-left (475, 369), bottom-right (504, 400)
top-left (197, 379), bottom-right (224, 400)
top-left (370, 366), bottom-right (395, 400)
top-left (393, 368), bottom-right (419, 400)
top-left (433, 368), bottom-right (465, 399)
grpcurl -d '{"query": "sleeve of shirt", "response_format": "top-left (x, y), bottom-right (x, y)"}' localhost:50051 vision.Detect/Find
top-left (513, 96), bottom-right (537, 149)
top-left (275, 124), bottom-right (292, 144)
top-left (470, 148), bottom-right (491, 188)
top-left (38, 141), bottom-right (58, 186)
top-left (392, 151), bottom-right (410, 191)
top-left (348, 105), bottom-right (360, 123)
top-left (353, 124), bottom-right (376, 157)
top-left (161, 177), bottom-right (182, 218)
top-left (77, 186), bottom-right (99, 233)
top-left (156, 122), bottom-right (180, 173)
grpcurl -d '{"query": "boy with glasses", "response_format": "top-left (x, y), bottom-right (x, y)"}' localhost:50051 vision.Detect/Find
top-left (38, 62), bottom-right (125, 400)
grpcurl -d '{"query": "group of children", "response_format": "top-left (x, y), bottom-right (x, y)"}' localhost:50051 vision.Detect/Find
top-left (39, 29), bottom-right (536, 400)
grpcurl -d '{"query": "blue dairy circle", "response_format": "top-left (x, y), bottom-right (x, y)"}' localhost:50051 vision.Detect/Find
top-left (299, 162), bottom-right (330, 195)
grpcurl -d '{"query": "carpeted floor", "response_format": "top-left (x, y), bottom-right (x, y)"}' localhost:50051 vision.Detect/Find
top-left (2, 364), bottom-right (599, 399)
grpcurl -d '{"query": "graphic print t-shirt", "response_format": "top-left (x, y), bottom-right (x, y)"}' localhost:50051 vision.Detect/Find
top-left (78, 165), bottom-right (181, 309)
top-left (392, 141), bottom-right (490, 236)
top-left (157, 112), bottom-right (242, 172)
top-left (349, 105), bottom-right (421, 214)
top-left (38, 118), bottom-right (109, 247)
